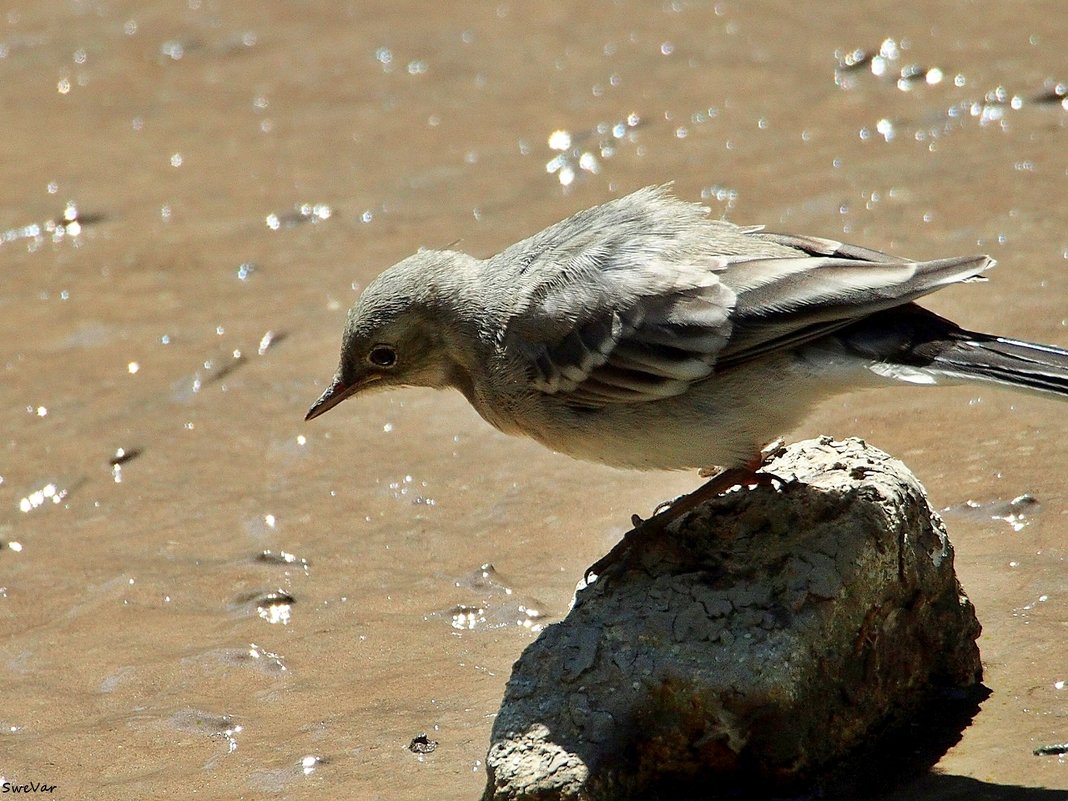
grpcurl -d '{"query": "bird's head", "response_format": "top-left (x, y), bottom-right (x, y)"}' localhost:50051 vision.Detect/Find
top-left (304, 249), bottom-right (478, 421)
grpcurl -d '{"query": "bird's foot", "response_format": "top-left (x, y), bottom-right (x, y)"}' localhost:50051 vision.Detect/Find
top-left (641, 465), bottom-right (781, 534)
top-left (584, 463), bottom-right (784, 582)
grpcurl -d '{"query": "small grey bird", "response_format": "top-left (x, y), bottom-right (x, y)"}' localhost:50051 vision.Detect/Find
top-left (306, 186), bottom-right (1068, 485)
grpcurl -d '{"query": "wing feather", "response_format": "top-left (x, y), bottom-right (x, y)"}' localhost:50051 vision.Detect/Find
top-left (497, 187), bottom-right (993, 408)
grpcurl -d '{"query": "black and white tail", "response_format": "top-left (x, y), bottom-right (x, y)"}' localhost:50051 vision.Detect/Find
top-left (931, 333), bottom-right (1068, 398)
top-left (838, 304), bottom-right (1068, 400)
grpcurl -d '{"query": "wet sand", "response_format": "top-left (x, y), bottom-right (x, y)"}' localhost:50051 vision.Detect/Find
top-left (2, 2), bottom-right (1066, 798)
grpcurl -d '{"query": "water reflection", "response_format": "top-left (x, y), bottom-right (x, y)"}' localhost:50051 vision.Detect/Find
top-left (265, 203), bottom-right (332, 230)
top-left (839, 37), bottom-right (1067, 141)
top-left (544, 114), bottom-right (642, 188)
top-left (942, 494), bottom-right (1039, 532)
top-left (168, 709), bottom-right (243, 754)
top-left (431, 563), bottom-right (548, 632)
top-left (0, 201), bottom-right (102, 250)
top-left (17, 481), bottom-right (69, 513)
top-left (231, 590), bottom-right (296, 625)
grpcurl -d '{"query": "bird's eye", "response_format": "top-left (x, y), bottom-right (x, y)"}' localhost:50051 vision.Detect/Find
top-left (368, 344), bottom-right (397, 368)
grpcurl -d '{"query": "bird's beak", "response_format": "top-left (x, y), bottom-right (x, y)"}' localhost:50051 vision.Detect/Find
top-left (304, 374), bottom-right (380, 421)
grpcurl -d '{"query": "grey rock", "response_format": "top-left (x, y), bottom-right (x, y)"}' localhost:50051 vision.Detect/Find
top-left (484, 438), bottom-right (982, 800)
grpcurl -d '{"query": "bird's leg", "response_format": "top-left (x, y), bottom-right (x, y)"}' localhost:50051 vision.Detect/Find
top-left (637, 439), bottom-right (788, 523)
top-left (585, 455), bottom-right (781, 581)
top-left (640, 465), bottom-right (777, 532)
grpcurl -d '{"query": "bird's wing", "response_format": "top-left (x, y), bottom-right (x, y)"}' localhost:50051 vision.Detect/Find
top-left (499, 188), bottom-right (737, 405)
top-left (499, 187), bottom-right (992, 407)
top-left (508, 263), bottom-right (738, 406)
top-left (714, 240), bottom-right (992, 368)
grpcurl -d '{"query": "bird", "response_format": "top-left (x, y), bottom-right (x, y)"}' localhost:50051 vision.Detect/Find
top-left (305, 185), bottom-right (1068, 534)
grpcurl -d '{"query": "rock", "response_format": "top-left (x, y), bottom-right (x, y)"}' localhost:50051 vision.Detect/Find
top-left (483, 438), bottom-right (983, 801)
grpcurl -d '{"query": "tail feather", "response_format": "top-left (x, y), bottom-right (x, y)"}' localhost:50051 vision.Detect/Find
top-left (932, 335), bottom-right (1068, 398)
top-left (836, 305), bottom-right (1068, 400)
